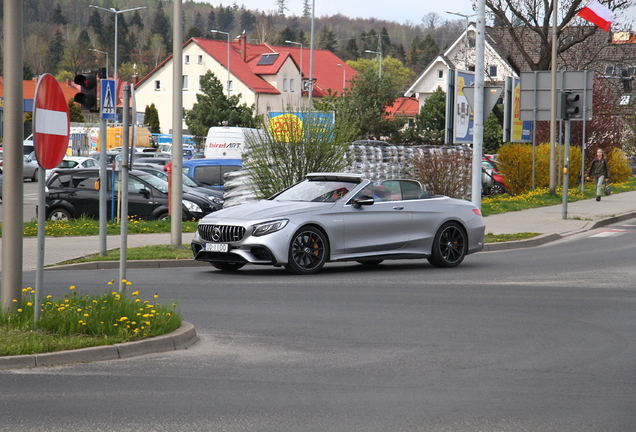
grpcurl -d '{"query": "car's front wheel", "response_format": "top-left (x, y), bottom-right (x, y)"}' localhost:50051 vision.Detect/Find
top-left (285, 226), bottom-right (329, 275)
top-left (211, 262), bottom-right (245, 271)
top-left (490, 182), bottom-right (505, 195)
top-left (427, 222), bottom-right (467, 268)
top-left (48, 208), bottom-right (72, 221)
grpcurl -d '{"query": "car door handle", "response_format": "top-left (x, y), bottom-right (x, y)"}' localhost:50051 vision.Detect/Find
top-left (392, 206), bottom-right (404, 210)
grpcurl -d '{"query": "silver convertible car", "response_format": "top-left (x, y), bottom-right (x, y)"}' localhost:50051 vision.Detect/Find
top-left (191, 173), bottom-right (485, 274)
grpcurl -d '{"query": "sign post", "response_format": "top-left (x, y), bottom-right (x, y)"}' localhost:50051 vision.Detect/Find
top-left (33, 73), bottom-right (70, 323)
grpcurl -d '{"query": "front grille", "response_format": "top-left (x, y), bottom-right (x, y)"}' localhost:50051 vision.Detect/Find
top-left (198, 224), bottom-right (246, 242)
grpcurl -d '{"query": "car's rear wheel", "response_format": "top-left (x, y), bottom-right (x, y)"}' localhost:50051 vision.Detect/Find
top-left (211, 262), bottom-right (245, 271)
top-left (285, 226), bottom-right (329, 275)
top-left (427, 222), bottom-right (467, 268)
top-left (31, 169), bottom-right (39, 182)
top-left (356, 260), bottom-right (384, 266)
top-left (490, 182), bottom-right (505, 195)
top-left (155, 212), bottom-right (170, 220)
top-left (48, 208), bottom-right (72, 221)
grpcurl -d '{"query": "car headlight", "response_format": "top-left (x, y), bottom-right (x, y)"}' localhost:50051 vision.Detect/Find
top-left (207, 195), bottom-right (224, 205)
top-left (252, 219), bottom-right (289, 236)
top-left (182, 199), bottom-right (202, 213)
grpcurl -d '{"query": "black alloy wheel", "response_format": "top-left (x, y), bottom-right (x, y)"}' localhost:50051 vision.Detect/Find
top-left (427, 222), bottom-right (467, 268)
top-left (285, 226), bottom-right (329, 275)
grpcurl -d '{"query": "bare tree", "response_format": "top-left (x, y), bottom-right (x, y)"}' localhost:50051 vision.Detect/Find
top-left (481, 0), bottom-right (631, 71)
top-left (421, 12), bottom-right (443, 30)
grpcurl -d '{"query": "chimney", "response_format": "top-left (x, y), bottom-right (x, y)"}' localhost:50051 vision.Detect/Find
top-left (238, 33), bottom-right (247, 61)
top-left (66, 79), bottom-right (72, 87)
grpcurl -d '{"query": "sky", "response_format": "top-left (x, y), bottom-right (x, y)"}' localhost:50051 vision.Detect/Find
top-left (209, 0), bottom-right (636, 30)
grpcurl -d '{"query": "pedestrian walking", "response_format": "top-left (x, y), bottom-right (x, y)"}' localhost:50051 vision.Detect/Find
top-left (586, 148), bottom-right (609, 201)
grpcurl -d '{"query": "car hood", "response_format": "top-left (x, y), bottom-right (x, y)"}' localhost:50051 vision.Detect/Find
top-left (199, 200), bottom-right (331, 223)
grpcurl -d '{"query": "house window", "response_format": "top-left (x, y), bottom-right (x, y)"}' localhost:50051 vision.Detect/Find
top-left (154, 80), bottom-right (161, 91)
top-left (290, 79), bottom-right (296, 92)
top-left (438, 70), bottom-right (443, 79)
top-left (184, 55), bottom-right (190, 64)
top-left (199, 75), bottom-right (204, 90)
top-left (182, 75), bottom-right (188, 90)
top-left (283, 78), bottom-right (288, 92)
top-left (197, 55), bottom-right (203, 64)
top-left (489, 65), bottom-right (498, 77)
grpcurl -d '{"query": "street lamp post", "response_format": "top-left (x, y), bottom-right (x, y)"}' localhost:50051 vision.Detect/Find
top-left (365, 50), bottom-right (382, 78)
top-left (90, 48), bottom-right (109, 79)
top-left (337, 63), bottom-right (346, 92)
top-left (211, 29), bottom-right (231, 100)
top-left (446, 11), bottom-right (477, 70)
top-left (89, 5), bottom-right (146, 95)
top-left (285, 40), bottom-right (303, 97)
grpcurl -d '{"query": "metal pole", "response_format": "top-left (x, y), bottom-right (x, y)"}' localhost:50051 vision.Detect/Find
top-left (172, 0), bottom-right (184, 248)
top-left (308, 0), bottom-right (315, 109)
top-left (581, 70), bottom-right (589, 193)
top-left (549, 0), bottom-right (558, 195)
top-left (562, 119), bottom-right (570, 219)
top-left (34, 166), bottom-right (45, 323)
top-left (471, 0), bottom-right (486, 209)
top-left (1, 0), bottom-right (23, 312)
top-left (119, 86), bottom-right (130, 293)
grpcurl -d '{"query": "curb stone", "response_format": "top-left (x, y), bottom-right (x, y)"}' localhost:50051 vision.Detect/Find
top-left (0, 321), bottom-right (198, 370)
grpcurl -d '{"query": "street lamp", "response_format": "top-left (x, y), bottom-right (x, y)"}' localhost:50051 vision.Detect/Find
top-left (337, 63), bottom-right (346, 93)
top-left (365, 49), bottom-right (382, 78)
top-left (89, 6), bottom-right (146, 95)
top-left (90, 48), bottom-right (109, 79)
top-left (285, 40), bottom-right (303, 96)
top-left (446, 11), bottom-right (477, 70)
top-left (211, 29), bottom-right (231, 100)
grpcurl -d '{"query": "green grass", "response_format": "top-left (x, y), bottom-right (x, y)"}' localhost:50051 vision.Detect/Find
top-left (60, 244), bottom-right (194, 265)
top-left (0, 285), bottom-right (181, 356)
top-left (481, 177), bottom-right (636, 217)
top-left (13, 217), bottom-right (199, 238)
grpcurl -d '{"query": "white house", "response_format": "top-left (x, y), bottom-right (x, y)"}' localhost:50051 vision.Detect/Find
top-left (134, 35), bottom-right (356, 134)
top-left (405, 24), bottom-right (518, 112)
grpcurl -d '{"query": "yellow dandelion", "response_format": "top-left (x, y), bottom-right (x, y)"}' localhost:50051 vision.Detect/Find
top-left (69, 286), bottom-right (76, 290)
top-left (17, 309), bottom-right (23, 313)
top-left (26, 302), bottom-right (33, 306)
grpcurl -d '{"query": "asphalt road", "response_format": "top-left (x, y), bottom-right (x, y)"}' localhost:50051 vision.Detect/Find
top-left (0, 178), bottom-right (39, 222)
top-left (1, 220), bottom-right (635, 431)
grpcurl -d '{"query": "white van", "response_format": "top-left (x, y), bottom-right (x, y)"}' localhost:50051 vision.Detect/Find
top-left (204, 126), bottom-right (263, 160)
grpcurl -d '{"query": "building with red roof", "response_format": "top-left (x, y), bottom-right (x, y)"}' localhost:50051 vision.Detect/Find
top-left (134, 35), bottom-right (357, 134)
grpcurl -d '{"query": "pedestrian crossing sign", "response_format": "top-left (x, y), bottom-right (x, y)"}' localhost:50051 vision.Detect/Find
top-left (101, 79), bottom-right (116, 120)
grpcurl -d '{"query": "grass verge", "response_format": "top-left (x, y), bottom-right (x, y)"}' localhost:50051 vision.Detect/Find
top-left (0, 285), bottom-right (181, 356)
top-left (481, 177), bottom-right (636, 216)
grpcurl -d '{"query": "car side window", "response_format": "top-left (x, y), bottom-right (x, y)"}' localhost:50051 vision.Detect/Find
top-left (49, 173), bottom-right (72, 188)
top-left (128, 178), bottom-right (148, 193)
top-left (380, 181), bottom-right (402, 201)
top-left (74, 172), bottom-right (100, 189)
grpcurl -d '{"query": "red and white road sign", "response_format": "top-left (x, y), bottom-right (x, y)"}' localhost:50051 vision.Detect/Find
top-left (33, 73), bottom-right (70, 169)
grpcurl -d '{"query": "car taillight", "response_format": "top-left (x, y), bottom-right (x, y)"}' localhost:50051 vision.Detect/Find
top-left (472, 208), bottom-right (482, 216)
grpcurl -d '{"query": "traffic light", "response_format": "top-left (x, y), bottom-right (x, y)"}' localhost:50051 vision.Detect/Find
top-left (560, 91), bottom-right (582, 120)
top-left (74, 71), bottom-right (97, 111)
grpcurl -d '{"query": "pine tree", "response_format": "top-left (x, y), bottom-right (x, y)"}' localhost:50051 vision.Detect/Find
top-left (346, 37), bottom-right (359, 59)
top-left (240, 10), bottom-right (257, 32)
top-left (276, 0), bottom-right (289, 16)
top-left (51, 3), bottom-right (68, 26)
top-left (217, 7), bottom-right (234, 33)
top-left (145, 103), bottom-right (161, 133)
top-left (207, 10), bottom-right (216, 38)
top-left (318, 27), bottom-right (338, 52)
top-left (302, 0), bottom-right (311, 18)
top-left (68, 98), bottom-right (85, 123)
top-left (47, 29), bottom-right (65, 73)
top-left (151, 1), bottom-right (172, 51)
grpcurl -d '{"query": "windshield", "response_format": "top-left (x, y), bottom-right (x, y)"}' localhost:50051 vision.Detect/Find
top-left (273, 179), bottom-right (358, 203)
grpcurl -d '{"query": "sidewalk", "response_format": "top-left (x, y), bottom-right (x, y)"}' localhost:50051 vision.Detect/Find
top-left (2, 191), bottom-right (636, 271)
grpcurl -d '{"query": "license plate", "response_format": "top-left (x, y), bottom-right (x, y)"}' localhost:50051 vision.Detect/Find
top-left (204, 243), bottom-right (229, 253)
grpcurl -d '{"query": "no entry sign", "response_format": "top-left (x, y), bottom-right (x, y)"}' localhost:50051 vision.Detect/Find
top-left (33, 73), bottom-right (70, 169)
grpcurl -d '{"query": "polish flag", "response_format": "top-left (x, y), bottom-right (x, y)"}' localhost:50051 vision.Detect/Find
top-left (577, 1), bottom-right (614, 32)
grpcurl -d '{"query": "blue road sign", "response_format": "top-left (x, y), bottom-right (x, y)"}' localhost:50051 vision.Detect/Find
top-left (101, 79), bottom-right (116, 120)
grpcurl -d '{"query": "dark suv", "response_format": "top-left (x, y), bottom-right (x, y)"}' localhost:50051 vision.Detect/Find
top-left (45, 168), bottom-right (218, 221)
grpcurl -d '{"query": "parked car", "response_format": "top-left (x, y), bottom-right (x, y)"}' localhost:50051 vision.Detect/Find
top-left (192, 151), bottom-right (206, 159)
top-left (133, 165), bottom-right (224, 210)
top-left (182, 158), bottom-right (242, 189)
top-left (482, 154), bottom-right (508, 195)
top-left (191, 173), bottom-right (485, 274)
top-left (89, 151), bottom-right (120, 164)
top-left (0, 151), bottom-right (40, 181)
top-left (45, 168), bottom-right (218, 221)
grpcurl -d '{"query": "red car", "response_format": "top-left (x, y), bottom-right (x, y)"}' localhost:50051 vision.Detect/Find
top-left (482, 154), bottom-right (508, 195)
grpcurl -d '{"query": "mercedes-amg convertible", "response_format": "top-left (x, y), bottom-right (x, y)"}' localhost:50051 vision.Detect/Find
top-left (191, 173), bottom-right (485, 274)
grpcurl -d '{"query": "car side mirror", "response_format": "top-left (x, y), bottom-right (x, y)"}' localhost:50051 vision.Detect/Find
top-left (351, 195), bottom-right (374, 209)
top-left (139, 188), bottom-right (151, 199)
